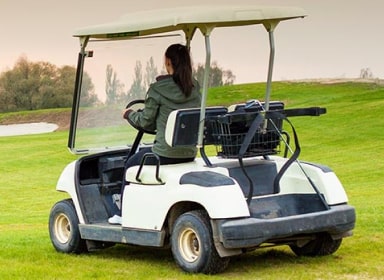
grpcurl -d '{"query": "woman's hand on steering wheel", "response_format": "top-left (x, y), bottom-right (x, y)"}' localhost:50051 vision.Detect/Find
top-left (124, 99), bottom-right (156, 135)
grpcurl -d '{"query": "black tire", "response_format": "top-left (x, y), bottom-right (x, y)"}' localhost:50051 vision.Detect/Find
top-left (290, 233), bottom-right (342, 257)
top-left (49, 199), bottom-right (87, 254)
top-left (171, 210), bottom-right (229, 274)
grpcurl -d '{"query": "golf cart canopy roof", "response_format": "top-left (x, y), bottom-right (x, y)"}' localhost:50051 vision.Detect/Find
top-left (69, 4), bottom-right (307, 153)
top-left (73, 5), bottom-right (306, 39)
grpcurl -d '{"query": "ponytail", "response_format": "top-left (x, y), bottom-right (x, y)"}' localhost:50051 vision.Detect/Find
top-left (165, 44), bottom-right (194, 97)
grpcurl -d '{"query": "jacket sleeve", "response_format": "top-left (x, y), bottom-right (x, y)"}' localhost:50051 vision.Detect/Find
top-left (127, 87), bottom-right (159, 131)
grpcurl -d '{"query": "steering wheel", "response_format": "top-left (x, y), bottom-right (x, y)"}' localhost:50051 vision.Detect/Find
top-left (125, 99), bottom-right (156, 135)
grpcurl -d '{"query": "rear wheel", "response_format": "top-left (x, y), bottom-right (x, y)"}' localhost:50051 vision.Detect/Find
top-left (290, 233), bottom-right (342, 257)
top-left (171, 210), bottom-right (229, 274)
top-left (49, 199), bottom-right (87, 254)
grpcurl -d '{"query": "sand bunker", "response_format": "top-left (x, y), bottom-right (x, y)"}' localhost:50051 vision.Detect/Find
top-left (0, 122), bottom-right (58, 137)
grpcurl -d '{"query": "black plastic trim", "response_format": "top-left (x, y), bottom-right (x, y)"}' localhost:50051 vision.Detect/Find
top-left (180, 171), bottom-right (235, 187)
top-left (217, 204), bottom-right (355, 249)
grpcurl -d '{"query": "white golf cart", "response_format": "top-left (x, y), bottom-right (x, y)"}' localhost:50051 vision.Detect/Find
top-left (49, 5), bottom-right (355, 274)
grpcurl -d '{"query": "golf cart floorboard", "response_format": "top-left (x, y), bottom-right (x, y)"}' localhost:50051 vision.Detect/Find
top-left (79, 223), bottom-right (165, 247)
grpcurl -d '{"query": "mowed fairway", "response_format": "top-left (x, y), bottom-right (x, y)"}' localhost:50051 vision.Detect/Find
top-left (0, 81), bottom-right (383, 279)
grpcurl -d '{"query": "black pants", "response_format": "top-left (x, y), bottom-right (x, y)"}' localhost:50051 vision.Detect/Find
top-left (116, 147), bottom-right (195, 216)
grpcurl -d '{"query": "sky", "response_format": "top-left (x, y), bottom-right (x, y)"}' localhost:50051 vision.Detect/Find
top-left (0, 0), bottom-right (383, 83)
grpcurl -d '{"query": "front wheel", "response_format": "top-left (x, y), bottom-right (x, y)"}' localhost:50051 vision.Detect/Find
top-left (290, 233), bottom-right (342, 257)
top-left (48, 199), bottom-right (87, 254)
top-left (171, 210), bottom-right (229, 274)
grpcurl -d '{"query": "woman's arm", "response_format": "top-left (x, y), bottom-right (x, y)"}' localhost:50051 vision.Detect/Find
top-left (125, 89), bottom-right (160, 131)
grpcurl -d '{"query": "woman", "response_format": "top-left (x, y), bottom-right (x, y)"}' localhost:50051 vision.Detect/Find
top-left (108, 44), bottom-right (201, 224)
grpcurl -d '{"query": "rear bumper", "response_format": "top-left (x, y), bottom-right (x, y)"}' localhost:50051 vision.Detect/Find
top-left (217, 204), bottom-right (355, 249)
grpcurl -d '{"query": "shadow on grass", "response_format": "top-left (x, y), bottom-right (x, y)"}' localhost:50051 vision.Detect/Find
top-left (227, 248), bottom-right (300, 273)
top-left (86, 244), bottom-right (337, 274)
top-left (95, 243), bottom-right (173, 260)
top-left (91, 244), bottom-right (176, 268)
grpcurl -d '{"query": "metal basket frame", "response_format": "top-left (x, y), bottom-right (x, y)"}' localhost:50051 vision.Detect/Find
top-left (208, 113), bottom-right (282, 158)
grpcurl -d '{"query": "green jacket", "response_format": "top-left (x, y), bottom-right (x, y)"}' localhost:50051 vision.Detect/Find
top-left (128, 75), bottom-right (201, 158)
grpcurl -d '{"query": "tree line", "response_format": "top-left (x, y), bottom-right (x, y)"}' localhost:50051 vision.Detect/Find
top-left (0, 56), bottom-right (235, 112)
top-left (0, 56), bottom-right (97, 112)
top-left (104, 58), bottom-right (236, 105)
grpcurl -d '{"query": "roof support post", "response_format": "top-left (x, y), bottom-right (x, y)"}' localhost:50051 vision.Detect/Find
top-left (197, 27), bottom-right (213, 149)
top-left (264, 29), bottom-right (275, 112)
top-left (262, 20), bottom-right (279, 130)
top-left (68, 36), bottom-right (89, 151)
top-left (263, 20), bottom-right (279, 112)
top-left (184, 26), bottom-right (197, 50)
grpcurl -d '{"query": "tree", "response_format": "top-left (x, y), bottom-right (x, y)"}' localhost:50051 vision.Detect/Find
top-left (124, 58), bottom-right (236, 102)
top-left (145, 57), bottom-right (159, 88)
top-left (193, 61), bottom-right (236, 88)
top-left (223, 69), bottom-right (236, 85)
top-left (359, 68), bottom-right (373, 79)
top-left (54, 65), bottom-right (78, 107)
top-left (79, 71), bottom-right (98, 107)
top-left (127, 57), bottom-right (159, 100)
top-left (0, 56), bottom-right (56, 111)
top-left (127, 61), bottom-right (146, 100)
top-left (0, 56), bottom-right (98, 112)
top-left (105, 64), bottom-right (124, 105)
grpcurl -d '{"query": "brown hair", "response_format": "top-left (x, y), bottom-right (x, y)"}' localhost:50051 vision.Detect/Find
top-left (165, 44), bottom-right (194, 97)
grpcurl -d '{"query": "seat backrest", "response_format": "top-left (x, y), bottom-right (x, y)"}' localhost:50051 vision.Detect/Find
top-left (165, 106), bottom-right (227, 147)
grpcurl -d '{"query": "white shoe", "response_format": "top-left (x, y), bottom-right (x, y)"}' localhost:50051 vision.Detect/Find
top-left (108, 215), bottom-right (122, 225)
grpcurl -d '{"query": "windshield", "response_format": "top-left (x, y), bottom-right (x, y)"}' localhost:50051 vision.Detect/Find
top-left (70, 24), bottom-right (276, 153)
top-left (70, 34), bottom-right (183, 153)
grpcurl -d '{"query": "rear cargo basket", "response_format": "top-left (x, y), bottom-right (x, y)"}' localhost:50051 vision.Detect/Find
top-left (207, 112), bottom-right (282, 158)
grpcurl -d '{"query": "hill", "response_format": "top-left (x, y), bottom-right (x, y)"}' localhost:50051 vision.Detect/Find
top-left (0, 79), bottom-right (383, 279)
top-left (0, 78), bottom-right (383, 132)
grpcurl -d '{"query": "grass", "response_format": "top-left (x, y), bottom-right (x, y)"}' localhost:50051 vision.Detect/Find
top-left (1, 80), bottom-right (384, 279)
